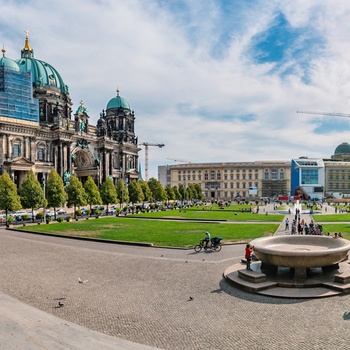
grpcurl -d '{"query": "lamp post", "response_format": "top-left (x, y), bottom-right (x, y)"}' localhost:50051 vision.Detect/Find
top-left (42, 173), bottom-right (46, 222)
top-left (120, 167), bottom-right (124, 210)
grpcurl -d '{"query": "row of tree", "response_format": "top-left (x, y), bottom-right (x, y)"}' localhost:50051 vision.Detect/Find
top-left (0, 169), bottom-right (203, 220)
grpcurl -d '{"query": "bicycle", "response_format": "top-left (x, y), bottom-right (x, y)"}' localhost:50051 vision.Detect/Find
top-left (194, 237), bottom-right (222, 252)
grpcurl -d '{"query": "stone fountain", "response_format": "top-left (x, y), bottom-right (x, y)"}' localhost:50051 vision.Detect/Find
top-left (251, 235), bottom-right (350, 279)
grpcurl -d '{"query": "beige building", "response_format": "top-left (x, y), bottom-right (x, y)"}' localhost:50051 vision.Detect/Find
top-left (159, 160), bottom-right (291, 200)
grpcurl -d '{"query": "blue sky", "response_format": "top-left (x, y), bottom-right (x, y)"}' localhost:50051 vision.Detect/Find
top-left (1, 0), bottom-right (350, 179)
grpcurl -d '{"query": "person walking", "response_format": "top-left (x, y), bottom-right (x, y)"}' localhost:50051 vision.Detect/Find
top-left (285, 218), bottom-right (289, 230)
top-left (245, 244), bottom-right (253, 271)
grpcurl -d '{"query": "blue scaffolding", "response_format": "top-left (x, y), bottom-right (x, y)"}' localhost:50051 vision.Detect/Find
top-left (0, 66), bottom-right (39, 122)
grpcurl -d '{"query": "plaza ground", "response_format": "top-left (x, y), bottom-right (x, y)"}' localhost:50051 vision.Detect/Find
top-left (0, 203), bottom-right (350, 349)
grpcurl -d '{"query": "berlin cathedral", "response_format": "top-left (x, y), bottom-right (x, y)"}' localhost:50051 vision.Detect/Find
top-left (0, 31), bottom-right (140, 187)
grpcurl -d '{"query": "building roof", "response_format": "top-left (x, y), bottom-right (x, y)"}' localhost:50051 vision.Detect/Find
top-left (334, 142), bottom-right (350, 155)
top-left (15, 32), bottom-right (69, 94)
top-left (106, 90), bottom-right (130, 110)
top-left (0, 48), bottom-right (20, 71)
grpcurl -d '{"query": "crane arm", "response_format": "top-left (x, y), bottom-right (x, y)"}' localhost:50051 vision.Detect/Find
top-left (297, 111), bottom-right (350, 118)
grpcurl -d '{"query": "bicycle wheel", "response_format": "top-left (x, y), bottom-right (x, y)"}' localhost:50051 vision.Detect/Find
top-left (194, 245), bottom-right (202, 252)
top-left (214, 244), bottom-right (222, 252)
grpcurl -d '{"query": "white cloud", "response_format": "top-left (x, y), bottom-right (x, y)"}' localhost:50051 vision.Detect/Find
top-left (1, 0), bottom-right (350, 179)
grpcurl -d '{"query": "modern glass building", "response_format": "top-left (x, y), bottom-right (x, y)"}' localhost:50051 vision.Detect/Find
top-left (291, 157), bottom-right (325, 200)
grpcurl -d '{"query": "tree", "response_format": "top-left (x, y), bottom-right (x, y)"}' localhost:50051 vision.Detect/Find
top-left (84, 176), bottom-right (102, 212)
top-left (139, 180), bottom-right (152, 202)
top-left (193, 183), bottom-right (203, 200)
top-left (65, 175), bottom-right (87, 217)
top-left (46, 168), bottom-right (67, 220)
top-left (0, 172), bottom-right (21, 221)
top-left (178, 183), bottom-right (185, 201)
top-left (116, 179), bottom-right (129, 208)
top-left (148, 177), bottom-right (167, 202)
top-left (19, 170), bottom-right (47, 221)
top-left (128, 180), bottom-right (144, 204)
top-left (165, 184), bottom-right (175, 205)
top-left (172, 186), bottom-right (181, 200)
top-left (100, 177), bottom-right (117, 214)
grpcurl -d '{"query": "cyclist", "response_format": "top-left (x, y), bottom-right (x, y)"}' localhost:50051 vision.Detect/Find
top-left (203, 231), bottom-right (210, 249)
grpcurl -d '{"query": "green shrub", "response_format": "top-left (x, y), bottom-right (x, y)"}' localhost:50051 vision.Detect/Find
top-left (36, 212), bottom-right (44, 220)
top-left (6, 215), bottom-right (14, 223)
top-left (95, 209), bottom-right (102, 216)
top-left (57, 217), bottom-right (64, 223)
top-left (22, 214), bottom-right (29, 221)
top-left (75, 209), bottom-right (82, 216)
top-left (65, 216), bottom-right (71, 222)
top-left (86, 209), bottom-right (92, 215)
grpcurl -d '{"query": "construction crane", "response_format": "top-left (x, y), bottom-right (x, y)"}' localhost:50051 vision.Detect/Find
top-left (166, 158), bottom-right (195, 164)
top-left (139, 142), bottom-right (165, 181)
top-left (297, 110), bottom-right (350, 118)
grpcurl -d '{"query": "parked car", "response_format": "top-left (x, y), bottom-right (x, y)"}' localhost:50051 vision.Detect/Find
top-left (92, 205), bottom-right (104, 213)
top-left (57, 209), bottom-right (67, 215)
top-left (105, 208), bottom-right (116, 214)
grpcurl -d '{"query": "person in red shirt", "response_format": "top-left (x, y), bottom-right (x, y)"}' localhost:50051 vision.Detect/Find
top-left (245, 244), bottom-right (254, 271)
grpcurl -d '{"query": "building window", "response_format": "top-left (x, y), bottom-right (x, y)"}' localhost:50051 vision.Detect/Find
top-left (217, 172), bottom-right (221, 180)
top-left (192, 175), bottom-right (196, 181)
top-left (211, 171), bottom-right (215, 180)
top-left (13, 144), bottom-right (20, 158)
top-left (255, 174), bottom-right (258, 180)
top-left (224, 174), bottom-right (227, 180)
top-left (224, 183), bottom-right (227, 189)
top-left (205, 173), bottom-right (208, 180)
top-left (264, 171), bottom-right (269, 180)
top-left (198, 175), bottom-right (202, 181)
top-left (236, 174), bottom-right (240, 180)
top-left (38, 148), bottom-right (45, 161)
top-left (237, 182), bottom-right (240, 188)
top-left (280, 170), bottom-right (284, 180)
top-left (271, 169), bottom-right (277, 180)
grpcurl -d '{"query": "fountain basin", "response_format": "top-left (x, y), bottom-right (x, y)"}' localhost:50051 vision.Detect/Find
top-left (251, 236), bottom-right (350, 269)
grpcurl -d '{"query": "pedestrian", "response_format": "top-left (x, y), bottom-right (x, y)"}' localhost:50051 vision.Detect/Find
top-left (245, 244), bottom-right (253, 271)
top-left (285, 218), bottom-right (289, 230)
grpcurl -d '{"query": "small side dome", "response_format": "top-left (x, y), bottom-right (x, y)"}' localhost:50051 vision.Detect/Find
top-left (334, 142), bottom-right (350, 155)
top-left (0, 48), bottom-right (20, 71)
top-left (106, 90), bottom-right (130, 110)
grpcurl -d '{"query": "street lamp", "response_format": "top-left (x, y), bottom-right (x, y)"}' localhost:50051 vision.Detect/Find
top-left (120, 168), bottom-right (124, 210)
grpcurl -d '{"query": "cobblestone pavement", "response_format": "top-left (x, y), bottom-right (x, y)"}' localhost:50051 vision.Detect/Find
top-left (1, 215), bottom-right (350, 350)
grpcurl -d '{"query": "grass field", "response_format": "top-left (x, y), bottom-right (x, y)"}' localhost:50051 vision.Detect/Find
top-left (312, 213), bottom-right (350, 222)
top-left (139, 208), bottom-right (283, 222)
top-left (18, 217), bottom-right (279, 248)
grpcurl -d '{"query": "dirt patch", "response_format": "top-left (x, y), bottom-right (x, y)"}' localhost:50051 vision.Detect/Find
top-left (61, 231), bottom-right (100, 237)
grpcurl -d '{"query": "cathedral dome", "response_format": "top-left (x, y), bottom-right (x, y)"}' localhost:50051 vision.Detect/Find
top-left (334, 142), bottom-right (350, 155)
top-left (15, 32), bottom-right (69, 94)
top-left (0, 48), bottom-right (20, 71)
top-left (106, 90), bottom-right (130, 110)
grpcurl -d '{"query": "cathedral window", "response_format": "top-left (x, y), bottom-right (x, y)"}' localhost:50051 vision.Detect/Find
top-left (13, 144), bottom-right (20, 158)
top-left (38, 148), bottom-right (45, 161)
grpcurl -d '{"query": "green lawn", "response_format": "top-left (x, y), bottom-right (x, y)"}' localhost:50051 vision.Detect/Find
top-left (138, 208), bottom-right (283, 222)
top-left (312, 214), bottom-right (350, 222)
top-left (18, 217), bottom-right (278, 248)
top-left (315, 224), bottom-right (350, 239)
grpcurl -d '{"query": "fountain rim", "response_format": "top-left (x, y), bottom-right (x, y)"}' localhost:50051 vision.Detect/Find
top-left (251, 235), bottom-right (350, 257)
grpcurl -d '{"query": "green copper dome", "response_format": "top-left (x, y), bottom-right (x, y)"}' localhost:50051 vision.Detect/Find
top-left (334, 142), bottom-right (350, 155)
top-left (0, 48), bottom-right (20, 71)
top-left (15, 33), bottom-right (69, 94)
top-left (106, 90), bottom-right (130, 110)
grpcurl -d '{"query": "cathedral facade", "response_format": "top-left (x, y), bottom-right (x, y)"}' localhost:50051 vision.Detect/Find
top-left (0, 32), bottom-right (140, 187)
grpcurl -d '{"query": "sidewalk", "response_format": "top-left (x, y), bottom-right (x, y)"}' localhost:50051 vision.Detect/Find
top-left (0, 292), bottom-right (158, 350)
